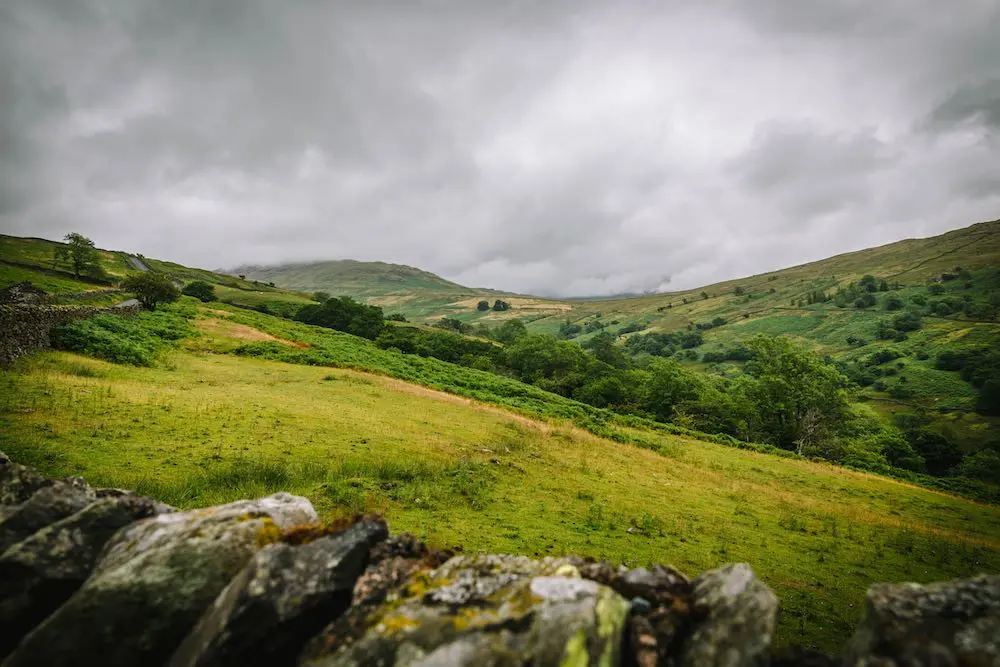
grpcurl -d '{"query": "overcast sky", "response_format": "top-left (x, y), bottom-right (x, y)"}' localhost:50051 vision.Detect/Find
top-left (2, 1), bottom-right (998, 297)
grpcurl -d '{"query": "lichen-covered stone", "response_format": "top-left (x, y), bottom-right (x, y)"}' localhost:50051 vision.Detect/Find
top-left (4, 492), bottom-right (317, 667)
top-left (169, 519), bottom-right (388, 667)
top-left (679, 563), bottom-right (777, 667)
top-left (842, 574), bottom-right (1000, 667)
top-left (0, 479), bottom-right (96, 553)
top-left (301, 555), bottom-right (630, 667)
top-left (0, 494), bottom-right (160, 658)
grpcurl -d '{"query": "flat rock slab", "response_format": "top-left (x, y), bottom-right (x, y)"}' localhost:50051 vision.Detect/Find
top-left (301, 554), bottom-right (631, 667)
top-left (0, 478), bottom-right (96, 553)
top-left (4, 492), bottom-right (316, 667)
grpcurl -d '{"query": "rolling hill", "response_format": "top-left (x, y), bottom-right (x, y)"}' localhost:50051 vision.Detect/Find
top-left (3, 223), bottom-right (1000, 650)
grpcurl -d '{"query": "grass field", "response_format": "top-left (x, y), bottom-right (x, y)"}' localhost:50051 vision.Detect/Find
top-left (3, 343), bottom-right (999, 652)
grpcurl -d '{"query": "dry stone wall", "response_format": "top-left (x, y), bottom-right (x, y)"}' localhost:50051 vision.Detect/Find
top-left (1, 452), bottom-right (998, 667)
top-left (0, 303), bottom-right (140, 366)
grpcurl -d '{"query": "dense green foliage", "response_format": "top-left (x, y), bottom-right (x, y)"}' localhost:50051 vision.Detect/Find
top-left (51, 308), bottom-right (193, 365)
top-left (294, 295), bottom-right (385, 339)
top-left (181, 280), bottom-right (216, 302)
top-left (122, 272), bottom-right (181, 310)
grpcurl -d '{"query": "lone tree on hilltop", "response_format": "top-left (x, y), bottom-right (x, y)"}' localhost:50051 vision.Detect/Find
top-left (53, 233), bottom-right (103, 280)
top-left (182, 281), bottom-right (216, 302)
top-left (123, 273), bottom-right (180, 310)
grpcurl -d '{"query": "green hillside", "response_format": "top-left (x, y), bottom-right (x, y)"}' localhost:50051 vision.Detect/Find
top-left (3, 296), bottom-right (1000, 652)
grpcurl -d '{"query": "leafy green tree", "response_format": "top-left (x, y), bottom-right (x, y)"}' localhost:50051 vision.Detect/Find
top-left (643, 359), bottom-right (701, 422)
top-left (122, 273), bottom-right (180, 310)
top-left (312, 291), bottom-right (331, 303)
top-left (181, 281), bottom-right (216, 302)
top-left (733, 286), bottom-right (745, 296)
top-left (386, 312), bottom-right (408, 322)
top-left (492, 299), bottom-right (510, 312)
top-left (737, 336), bottom-right (851, 451)
top-left (53, 233), bottom-right (103, 279)
top-left (494, 319), bottom-right (527, 344)
top-left (581, 331), bottom-right (630, 368)
top-left (476, 300), bottom-right (490, 311)
top-left (884, 295), bottom-right (904, 311)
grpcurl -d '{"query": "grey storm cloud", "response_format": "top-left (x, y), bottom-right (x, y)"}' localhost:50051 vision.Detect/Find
top-left (1, 0), bottom-right (999, 297)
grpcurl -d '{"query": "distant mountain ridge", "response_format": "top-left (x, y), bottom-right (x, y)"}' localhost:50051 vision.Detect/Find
top-left (227, 259), bottom-right (472, 297)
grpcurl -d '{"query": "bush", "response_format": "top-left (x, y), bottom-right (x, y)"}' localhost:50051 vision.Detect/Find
top-left (885, 295), bottom-right (905, 311)
top-left (181, 281), bottom-right (216, 302)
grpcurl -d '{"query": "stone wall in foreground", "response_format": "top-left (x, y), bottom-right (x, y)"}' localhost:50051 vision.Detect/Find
top-left (1, 452), bottom-right (997, 667)
top-left (0, 303), bottom-right (140, 366)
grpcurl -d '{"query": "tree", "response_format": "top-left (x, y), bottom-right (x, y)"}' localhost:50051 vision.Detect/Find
top-left (644, 359), bottom-right (701, 421)
top-left (492, 299), bottom-right (510, 312)
top-left (53, 233), bottom-right (103, 279)
top-left (312, 291), bottom-right (331, 303)
top-left (494, 319), bottom-right (527, 344)
top-left (733, 286), bottom-right (746, 296)
top-left (181, 281), bottom-right (216, 302)
top-left (476, 300), bottom-right (490, 311)
top-left (386, 312), bottom-right (408, 322)
top-left (885, 295), bottom-right (904, 311)
top-left (737, 336), bottom-right (851, 450)
top-left (123, 273), bottom-right (180, 310)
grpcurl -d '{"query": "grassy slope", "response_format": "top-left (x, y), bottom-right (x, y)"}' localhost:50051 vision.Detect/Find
top-left (3, 321), bottom-right (999, 651)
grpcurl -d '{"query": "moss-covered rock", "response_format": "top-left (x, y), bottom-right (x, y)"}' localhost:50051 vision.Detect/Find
top-left (301, 555), bottom-right (630, 667)
top-left (169, 519), bottom-right (388, 667)
top-left (4, 493), bottom-right (316, 667)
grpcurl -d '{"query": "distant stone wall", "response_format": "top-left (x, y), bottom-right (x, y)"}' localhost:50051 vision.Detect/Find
top-left (0, 303), bottom-right (140, 366)
top-left (1, 453), bottom-right (997, 667)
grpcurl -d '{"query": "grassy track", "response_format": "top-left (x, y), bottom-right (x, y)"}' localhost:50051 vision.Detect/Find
top-left (3, 345), bottom-right (1000, 651)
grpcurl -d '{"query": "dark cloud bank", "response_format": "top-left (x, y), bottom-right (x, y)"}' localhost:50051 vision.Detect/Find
top-left (2, 0), bottom-right (998, 297)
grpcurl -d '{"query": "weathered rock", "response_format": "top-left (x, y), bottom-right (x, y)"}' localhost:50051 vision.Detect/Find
top-left (0, 478), bottom-right (96, 552)
top-left (0, 457), bottom-right (52, 506)
top-left (679, 563), bottom-right (778, 667)
top-left (842, 574), bottom-right (1000, 667)
top-left (169, 519), bottom-right (388, 667)
top-left (579, 562), bottom-right (694, 667)
top-left (301, 555), bottom-right (631, 667)
top-left (4, 492), bottom-right (317, 667)
top-left (0, 494), bottom-right (160, 658)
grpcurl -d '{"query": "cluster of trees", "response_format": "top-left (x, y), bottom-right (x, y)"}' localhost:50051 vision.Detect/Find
top-left (622, 330), bottom-right (703, 357)
top-left (476, 299), bottom-right (510, 312)
top-left (694, 317), bottom-right (727, 331)
top-left (936, 347), bottom-right (1000, 415)
top-left (294, 296), bottom-right (385, 339)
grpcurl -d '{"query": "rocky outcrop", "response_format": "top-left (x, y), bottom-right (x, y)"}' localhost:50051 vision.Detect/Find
top-left (0, 452), bottom-right (997, 667)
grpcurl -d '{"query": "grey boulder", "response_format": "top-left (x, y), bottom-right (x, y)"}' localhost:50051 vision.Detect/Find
top-left (0, 494), bottom-right (160, 658)
top-left (679, 563), bottom-right (778, 667)
top-left (170, 519), bottom-right (388, 667)
top-left (843, 574), bottom-right (1000, 667)
top-left (0, 478), bottom-right (96, 553)
top-left (4, 492), bottom-right (317, 667)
